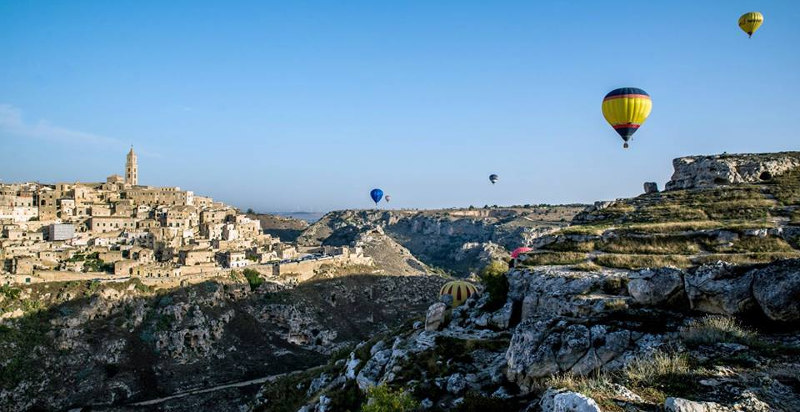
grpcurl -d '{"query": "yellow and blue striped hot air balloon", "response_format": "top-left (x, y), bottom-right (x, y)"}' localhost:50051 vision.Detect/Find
top-left (738, 12), bottom-right (764, 38)
top-left (439, 280), bottom-right (479, 307)
top-left (601, 87), bottom-right (652, 149)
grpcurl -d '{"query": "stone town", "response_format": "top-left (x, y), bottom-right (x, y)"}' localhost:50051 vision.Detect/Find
top-left (0, 148), bottom-right (370, 287)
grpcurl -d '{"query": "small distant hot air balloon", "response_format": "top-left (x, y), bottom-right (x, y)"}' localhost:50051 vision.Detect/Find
top-left (602, 87), bottom-right (652, 149)
top-left (370, 188), bottom-right (383, 206)
top-left (385, 195), bottom-right (391, 203)
top-left (439, 280), bottom-right (479, 307)
top-left (489, 174), bottom-right (499, 184)
top-left (738, 12), bottom-right (764, 38)
top-left (511, 247), bottom-right (533, 259)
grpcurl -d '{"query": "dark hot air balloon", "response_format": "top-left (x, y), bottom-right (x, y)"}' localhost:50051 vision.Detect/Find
top-left (370, 188), bottom-right (383, 205)
top-left (489, 174), bottom-right (499, 184)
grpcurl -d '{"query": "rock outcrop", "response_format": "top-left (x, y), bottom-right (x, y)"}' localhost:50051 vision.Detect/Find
top-left (665, 152), bottom-right (800, 191)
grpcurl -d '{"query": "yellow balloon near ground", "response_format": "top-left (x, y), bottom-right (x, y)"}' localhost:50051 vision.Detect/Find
top-left (439, 281), bottom-right (479, 307)
top-left (738, 12), bottom-right (764, 38)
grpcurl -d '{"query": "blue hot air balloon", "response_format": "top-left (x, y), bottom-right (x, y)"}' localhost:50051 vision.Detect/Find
top-left (370, 188), bottom-right (384, 205)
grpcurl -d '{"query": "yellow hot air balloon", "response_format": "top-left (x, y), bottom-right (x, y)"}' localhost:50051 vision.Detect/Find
top-left (439, 280), bottom-right (479, 307)
top-left (601, 87), bottom-right (652, 149)
top-left (738, 12), bottom-right (764, 38)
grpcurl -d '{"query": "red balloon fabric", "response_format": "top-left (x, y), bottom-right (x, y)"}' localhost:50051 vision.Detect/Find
top-left (511, 247), bottom-right (533, 259)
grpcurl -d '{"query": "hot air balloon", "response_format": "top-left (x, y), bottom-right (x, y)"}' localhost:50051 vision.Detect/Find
top-left (511, 247), bottom-right (533, 259)
top-left (601, 87), bottom-right (652, 149)
top-left (370, 188), bottom-right (383, 205)
top-left (489, 174), bottom-right (499, 184)
top-left (439, 280), bottom-right (479, 307)
top-left (385, 195), bottom-right (391, 203)
top-left (738, 12), bottom-right (763, 38)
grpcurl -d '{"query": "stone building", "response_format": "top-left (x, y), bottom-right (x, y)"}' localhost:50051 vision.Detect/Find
top-left (125, 147), bottom-right (138, 186)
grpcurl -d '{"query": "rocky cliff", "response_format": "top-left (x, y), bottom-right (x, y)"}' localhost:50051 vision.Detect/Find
top-left (298, 206), bottom-right (583, 275)
top-left (0, 272), bottom-right (446, 410)
top-left (665, 152), bottom-right (800, 191)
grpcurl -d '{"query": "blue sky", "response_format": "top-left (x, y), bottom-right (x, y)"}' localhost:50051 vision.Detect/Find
top-left (1, 1), bottom-right (798, 212)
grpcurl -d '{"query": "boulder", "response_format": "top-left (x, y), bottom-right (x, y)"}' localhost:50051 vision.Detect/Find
top-left (628, 268), bottom-right (685, 307)
top-left (684, 263), bottom-right (756, 316)
top-left (751, 259), bottom-right (800, 322)
top-left (665, 397), bottom-right (727, 412)
top-left (539, 388), bottom-right (602, 412)
top-left (446, 373), bottom-right (466, 395)
top-left (643, 182), bottom-right (659, 194)
top-left (425, 302), bottom-right (448, 331)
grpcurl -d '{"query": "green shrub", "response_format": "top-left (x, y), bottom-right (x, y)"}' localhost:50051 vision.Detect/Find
top-left (242, 268), bottom-right (264, 290)
top-left (480, 260), bottom-right (509, 311)
top-left (361, 384), bottom-right (417, 412)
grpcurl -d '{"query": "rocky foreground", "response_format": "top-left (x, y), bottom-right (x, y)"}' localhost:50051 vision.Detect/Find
top-left (266, 258), bottom-right (799, 411)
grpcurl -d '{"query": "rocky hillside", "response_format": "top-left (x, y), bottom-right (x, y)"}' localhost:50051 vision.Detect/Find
top-left (249, 152), bottom-right (800, 412)
top-left (260, 258), bottom-right (800, 412)
top-left (0, 272), bottom-right (446, 410)
top-left (298, 206), bottom-right (584, 275)
top-left (523, 153), bottom-right (800, 271)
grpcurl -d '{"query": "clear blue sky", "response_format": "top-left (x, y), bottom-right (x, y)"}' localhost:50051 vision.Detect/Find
top-left (1, 1), bottom-right (798, 212)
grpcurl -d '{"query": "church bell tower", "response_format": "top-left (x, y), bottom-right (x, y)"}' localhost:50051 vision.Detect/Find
top-left (125, 146), bottom-right (138, 186)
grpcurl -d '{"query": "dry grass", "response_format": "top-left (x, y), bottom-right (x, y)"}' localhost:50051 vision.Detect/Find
top-left (599, 237), bottom-right (701, 255)
top-left (520, 252), bottom-right (588, 266)
top-left (594, 254), bottom-right (692, 270)
top-left (691, 252), bottom-right (800, 266)
top-left (543, 240), bottom-right (596, 252)
top-left (729, 236), bottom-right (796, 253)
top-left (560, 225), bottom-right (610, 236)
top-left (571, 261), bottom-right (604, 272)
top-left (679, 315), bottom-right (756, 346)
top-left (623, 350), bottom-right (691, 391)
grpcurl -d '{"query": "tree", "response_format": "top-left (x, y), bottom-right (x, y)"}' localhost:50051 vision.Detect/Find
top-left (480, 260), bottom-right (509, 311)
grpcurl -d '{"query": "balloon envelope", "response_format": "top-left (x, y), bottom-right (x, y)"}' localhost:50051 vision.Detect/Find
top-left (601, 87), bottom-right (652, 148)
top-left (439, 281), bottom-right (479, 307)
top-left (738, 12), bottom-right (763, 37)
top-left (370, 188), bottom-right (383, 204)
top-left (511, 247), bottom-right (533, 259)
top-left (489, 174), bottom-right (499, 184)
top-left (385, 195), bottom-right (391, 202)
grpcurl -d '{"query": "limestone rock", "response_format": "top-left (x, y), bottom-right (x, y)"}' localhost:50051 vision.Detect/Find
top-left (751, 259), bottom-right (800, 322)
top-left (356, 349), bottom-right (392, 390)
top-left (665, 397), bottom-right (726, 412)
top-left (628, 267), bottom-right (685, 307)
top-left (643, 182), bottom-right (659, 194)
top-left (425, 302), bottom-right (448, 331)
top-left (539, 388), bottom-right (602, 412)
top-left (446, 373), bottom-right (466, 395)
top-left (684, 263), bottom-right (756, 316)
top-left (665, 152), bottom-right (800, 191)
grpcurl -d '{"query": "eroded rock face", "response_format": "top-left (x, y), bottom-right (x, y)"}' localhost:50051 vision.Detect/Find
top-left (507, 268), bottom-right (631, 321)
top-left (643, 182), bottom-right (659, 194)
top-left (684, 263), bottom-right (757, 316)
top-left (505, 319), bottom-right (655, 393)
top-left (665, 152), bottom-right (800, 191)
top-left (751, 259), bottom-right (800, 322)
top-left (628, 267), bottom-right (685, 307)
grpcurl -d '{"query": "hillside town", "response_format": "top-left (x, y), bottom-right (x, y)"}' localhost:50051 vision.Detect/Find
top-left (0, 148), bottom-right (370, 287)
